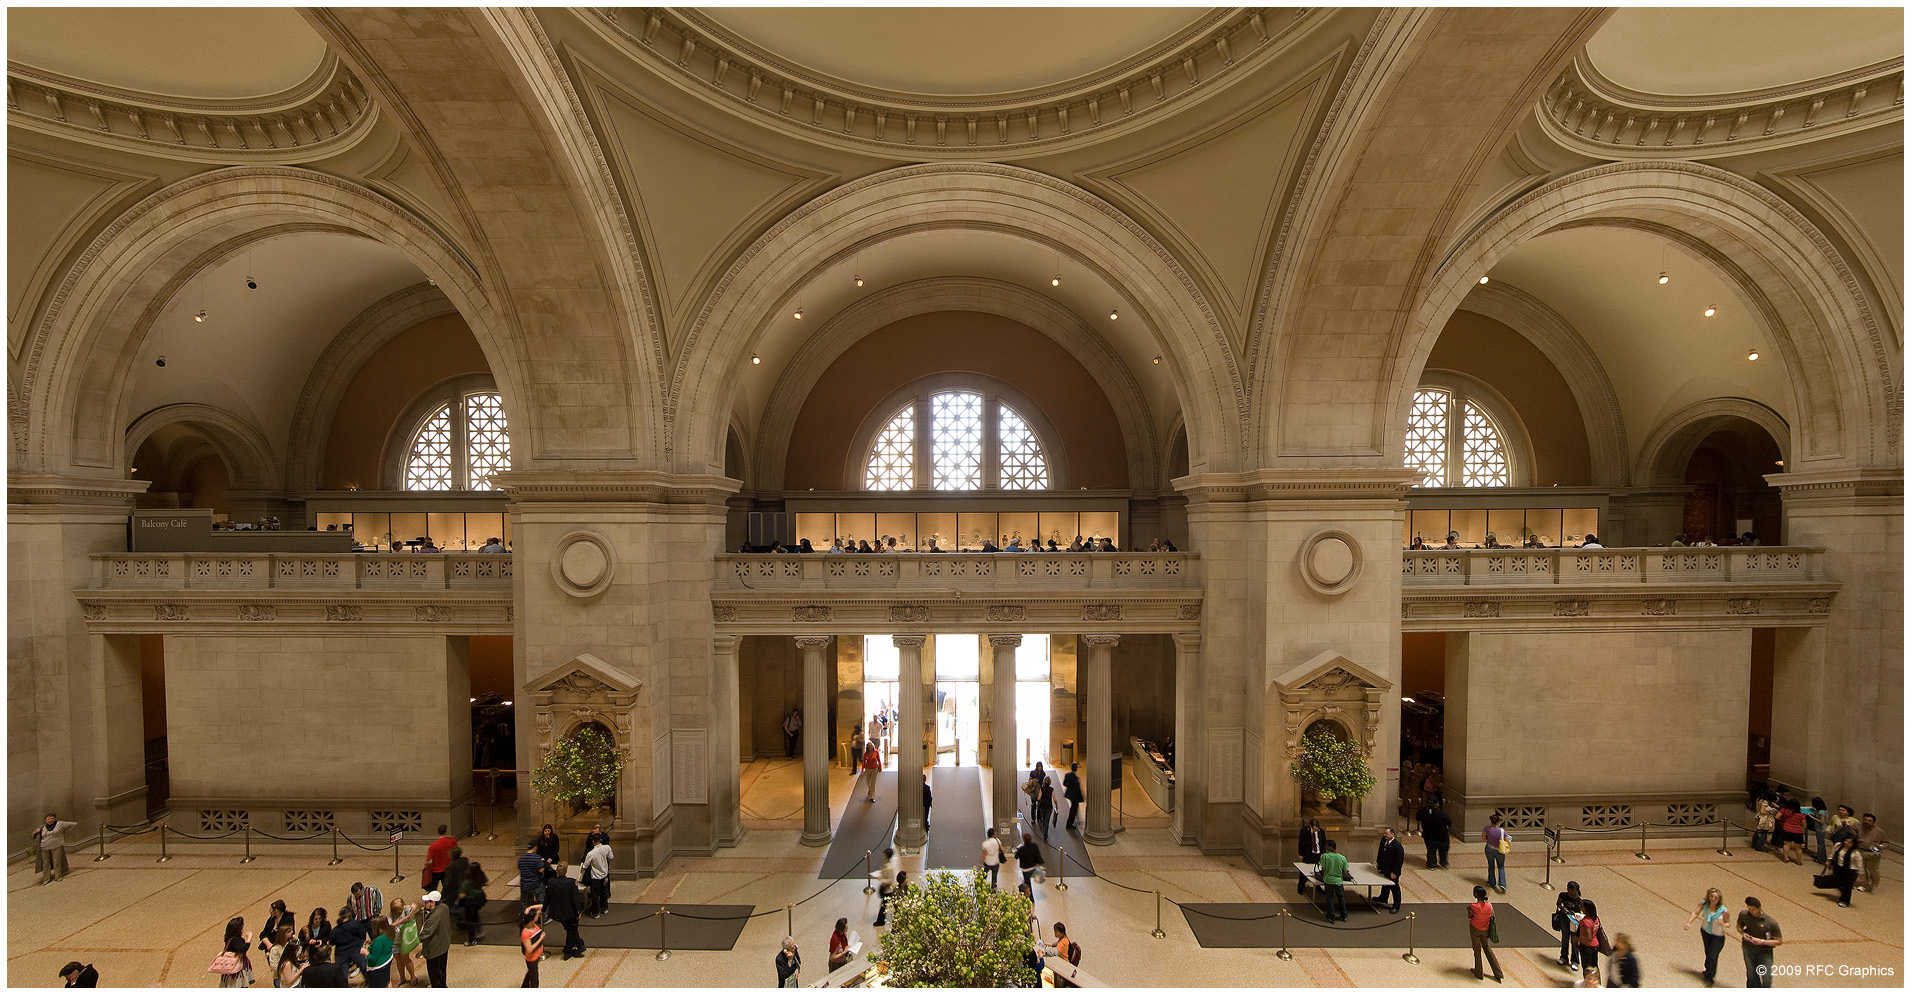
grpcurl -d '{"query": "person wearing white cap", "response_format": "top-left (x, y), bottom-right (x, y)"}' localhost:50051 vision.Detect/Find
top-left (417, 890), bottom-right (452, 988)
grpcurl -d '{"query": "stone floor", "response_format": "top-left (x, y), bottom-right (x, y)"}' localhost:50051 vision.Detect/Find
top-left (7, 769), bottom-right (1901, 989)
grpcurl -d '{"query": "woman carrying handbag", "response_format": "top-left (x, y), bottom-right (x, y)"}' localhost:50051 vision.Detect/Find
top-left (212, 917), bottom-right (254, 988)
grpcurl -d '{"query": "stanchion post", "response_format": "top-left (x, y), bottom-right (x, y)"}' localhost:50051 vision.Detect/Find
top-left (863, 850), bottom-right (875, 895)
top-left (1401, 911), bottom-right (1420, 964)
top-left (1552, 826), bottom-right (1566, 864)
top-left (328, 827), bottom-right (344, 866)
top-left (1635, 823), bottom-right (1651, 861)
top-left (94, 825), bottom-right (111, 863)
top-left (1716, 819), bottom-right (1733, 857)
top-left (1542, 845), bottom-right (1554, 890)
top-left (1151, 891), bottom-right (1165, 939)
top-left (1055, 852), bottom-right (1068, 891)
top-left (655, 906), bottom-right (671, 962)
top-left (241, 823), bottom-right (255, 864)
top-left (1275, 908), bottom-right (1294, 961)
top-left (786, 903), bottom-right (794, 938)
top-left (486, 797), bottom-right (499, 842)
top-left (157, 823), bottom-right (172, 863)
top-left (391, 838), bottom-right (405, 883)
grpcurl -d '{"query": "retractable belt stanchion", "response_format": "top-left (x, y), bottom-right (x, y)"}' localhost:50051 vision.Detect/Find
top-left (241, 823), bottom-right (255, 863)
top-left (1717, 819), bottom-right (1733, 857)
top-left (328, 827), bottom-right (344, 865)
top-left (157, 823), bottom-right (172, 863)
top-left (94, 826), bottom-right (111, 863)
top-left (863, 850), bottom-right (875, 895)
top-left (1275, 908), bottom-right (1294, 961)
top-left (655, 906), bottom-right (671, 962)
top-left (391, 837), bottom-right (405, 883)
top-left (1635, 823), bottom-right (1652, 861)
top-left (1402, 911), bottom-right (1420, 964)
top-left (1055, 851), bottom-right (1068, 891)
top-left (1151, 891), bottom-right (1166, 939)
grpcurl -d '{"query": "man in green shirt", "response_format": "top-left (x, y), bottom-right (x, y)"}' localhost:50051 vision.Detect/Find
top-left (1317, 840), bottom-right (1350, 922)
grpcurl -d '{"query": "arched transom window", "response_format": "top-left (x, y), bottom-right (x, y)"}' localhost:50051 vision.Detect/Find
top-left (865, 390), bottom-right (1051, 491)
top-left (1406, 387), bottom-right (1510, 487)
top-left (405, 392), bottom-right (510, 490)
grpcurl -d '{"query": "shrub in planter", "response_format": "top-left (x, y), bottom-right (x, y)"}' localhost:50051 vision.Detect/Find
top-left (877, 869), bottom-right (1037, 987)
top-left (1288, 727), bottom-right (1377, 804)
top-left (531, 725), bottom-right (622, 813)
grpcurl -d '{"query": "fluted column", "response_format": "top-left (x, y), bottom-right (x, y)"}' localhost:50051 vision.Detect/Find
top-left (1081, 634), bottom-right (1120, 844)
top-left (796, 636), bottom-right (835, 847)
top-left (989, 634), bottom-right (1022, 842)
top-left (710, 635), bottom-right (742, 845)
top-left (894, 635), bottom-right (928, 848)
top-left (1172, 633), bottom-right (1204, 846)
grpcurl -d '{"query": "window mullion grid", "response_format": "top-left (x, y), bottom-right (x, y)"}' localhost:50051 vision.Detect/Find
top-left (1445, 393), bottom-right (1463, 488)
top-left (452, 397), bottom-right (470, 490)
top-left (912, 397), bottom-right (930, 491)
top-left (982, 393), bottom-right (1002, 490)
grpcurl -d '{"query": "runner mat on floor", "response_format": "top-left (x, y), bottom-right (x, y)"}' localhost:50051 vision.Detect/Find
top-left (818, 770), bottom-right (897, 881)
top-left (1023, 808), bottom-right (1097, 879)
top-left (1180, 903), bottom-right (1553, 949)
top-left (474, 901), bottom-right (754, 950)
top-left (922, 767), bottom-right (985, 871)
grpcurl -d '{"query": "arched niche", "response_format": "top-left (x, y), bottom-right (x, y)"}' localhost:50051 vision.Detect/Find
top-left (527, 654), bottom-right (643, 833)
top-left (1270, 652), bottom-right (1390, 832)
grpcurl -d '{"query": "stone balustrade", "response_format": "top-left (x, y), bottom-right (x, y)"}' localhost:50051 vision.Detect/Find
top-left (715, 552), bottom-right (1198, 591)
top-left (89, 552), bottom-right (512, 590)
top-left (1402, 546), bottom-right (1823, 587)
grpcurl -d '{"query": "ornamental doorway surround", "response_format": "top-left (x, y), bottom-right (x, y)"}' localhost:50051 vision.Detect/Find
top-left (1271, 651), bottom-right (1389, 831)
top-left (527, 653), bottom-right (643, 833)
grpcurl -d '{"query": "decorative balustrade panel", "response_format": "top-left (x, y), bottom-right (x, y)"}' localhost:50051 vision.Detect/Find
top-left (716, 553), bottom-right (1196, 591)
top-left (93, 553), bottom-right (512, 590)
top-left (1402, 547), bottom-right (1821, 587)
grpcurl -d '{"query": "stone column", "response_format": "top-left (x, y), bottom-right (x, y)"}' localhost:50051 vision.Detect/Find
top-left (989, 634), bottom-right (1022, 841)
top-left (1172, 632), bottom-right (1204, 845)
top-left (711, 635), bottom-right (742, 845)
top-left (1081, 634), bottom-right (1120, 844)
top-left (795, 636), bottom-right (835, 846)
top-left (894, 635), bottom-right (928, 848)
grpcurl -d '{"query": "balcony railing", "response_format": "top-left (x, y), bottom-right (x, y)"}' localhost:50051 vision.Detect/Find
top-left (89, 553), bottom-right (512, 590)
top-left (715, 552), bottom-right (1198, 591)
top-left (1401, 547), bottom-right (1823, 586)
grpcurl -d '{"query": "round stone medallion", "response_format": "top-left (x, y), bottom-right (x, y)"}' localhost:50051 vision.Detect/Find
top-left (1299, 529), bottom-right (1363, 596)
top-left (551, 531), bottom-right (616, 598)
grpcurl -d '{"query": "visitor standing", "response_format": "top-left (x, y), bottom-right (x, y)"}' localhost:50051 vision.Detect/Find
top-left (1035, 778), bottom-right (1056, 842)
top-left (1735, 896), bottom-right (1782, 988)
top-left (828, 918), bottom-right (852, 972)
top-left (544, 863), bottom-right (586, 959)
top-left (363, 916), bottom-right (394, 990)
top-left (1805, 797), bottom-right (1829, 864)
top-left (1855, 814), bottom-right (1887, 893)
top-left (1777, 801), bottom-right (1807, 864)
top-left (1683, 888), bottom-right (1728, 984)
top-left (1575, 899), bottom-right (1605, 976)
top-left (520, 838), bottom-right (551, 907)
top-left (217, 917), bottom-right (254, 989)
top-left (330, 906), bottom-right (369, 982)
top-left (260, 899), bottom-right (296, 947)
top-left (456, 864), bottom-right (490, 946)
top-left (1375, 827), bottom-right (1405, 913)
top-left (418, 890), bottom-right (452, 988)
top-left (582, 836), bottom-right (614, 917)
top-left (1062, 763), bottom-right (1084, 831)
top-left (348, 882), bottom-right (384, 925)
top-left (1482, 813), bottom-right (1510, 893)
top-left (424, 825), bottom-right (458, 889)
top-left (923, 778), bottom-right (934, 830)
top-left (1466, 886), bottom-right (1504, 982)
top-left (535, 824), bottom-right (563, 867)
top-left (1298, 818), bottom-right (1326, 865)
top-left (861, 741), bottom-right (883, 802)
top-left (1417, 802), bottom-right (1451, 869)
top-left (1555, 882), bottom-right (1585, 969)
top-left (981, 828), bottom-right (1003, 889)
top-left (389, 897), bottom-right (421, 984)
top-left (775, 937), bottom-right (801, 987)
top-left (1824, 836), bottom-right (1863, 907)
top-left (34, 812), bottom-right (78, 885)
top-left (1316, 840), bottom-right (1349, 923)
top-left (783, 709), bottom-right (803, 758)
top-left (1752, 795), bottom-right (1776, 852)
top-left (519, 904), bottom-right (545, 988)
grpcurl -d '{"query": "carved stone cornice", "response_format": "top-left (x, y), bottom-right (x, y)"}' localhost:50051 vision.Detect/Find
top-left (1174, 468), bottom-right (1419, 503)
top-left (6, 54), bottom-right (377, 162)
top-left (1402, 583), bottom-right (1838, 630)
top-left (1766, 468), bottom-right (1903, 501)
top-left (590, 7), bottom-right (1319, 154)
top-left (1539, 53), bottom-right (1903, 159)
top-left (8, 474), bottom-right (150, 509)
top-left (492, 470), bottom-right (741, 506)
top-left (70, 589), bottom-right (513, 635)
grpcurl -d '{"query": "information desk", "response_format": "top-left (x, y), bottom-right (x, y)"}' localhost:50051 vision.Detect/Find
top-left (1291, 860), bottom-right (1396, 914)
top-left (1129, 736), bottom-right (1175, 812)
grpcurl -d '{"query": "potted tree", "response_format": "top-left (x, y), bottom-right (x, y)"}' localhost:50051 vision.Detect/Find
top-left (1289, 725), bottom-right (1378, 818)
top-left (877, 869), bottom-right (1037, 987)
top-left (531, 724), bottom-right (622, 822)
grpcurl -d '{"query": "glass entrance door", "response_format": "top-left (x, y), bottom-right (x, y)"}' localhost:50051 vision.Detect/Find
top-left (934, 681), bottom-right (979, 766)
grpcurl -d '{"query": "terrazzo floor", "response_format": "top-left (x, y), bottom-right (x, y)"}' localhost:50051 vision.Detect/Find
top-left (7, 770), bottom-right (1901, 989)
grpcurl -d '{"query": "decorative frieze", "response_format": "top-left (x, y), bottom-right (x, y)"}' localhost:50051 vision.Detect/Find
top-left (80, 603), bottom-right (106, 621)
top-left (1082, 604), bottom-right (1124, 621)
top-left (154, 604), bottom-right (190, 621)
top-left (324, 604), bottom-right (363, 622)
top-left (237, 604), bottom-right (276, 622)
top-left (1179, 604), bottom-right (1203, 620)
top-left (1726, 598), bottom-right (1762, 615)
top-left (413, 605), bottom-right (453, 623)
top-left (1462, 600), bottom-right (1500, 618)
top-left (888, 605), bottom-right (929, 623)
top-left (985, 605), bottom-right (1026, 622)
top-left (1552, 599), bottom-right (1590, 617)
top-left (792, 605), bottom-right (832, 623)
top-left (1641, 599), bottom-right (1677, 617)
top-left (711, 605), bottom-right (737, 623)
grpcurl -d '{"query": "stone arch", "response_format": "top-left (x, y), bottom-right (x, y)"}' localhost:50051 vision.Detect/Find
top-left (1635, 397), bottom-right (1791, 487)
top-left (673, 163), bottom-right (1244, 482)
top-left (283, 282), bottom-right (460, 491)
top-left (1392, 162), bottom-right (1897, 481)
top-left (752, 277), bottom-right (1160, 492)
top-left (124, 402), bottom-right (281, 491)
top-left (17, 167), bottom-right (526, 484)
top-left (1455, 281), bottom-right (1631, 487)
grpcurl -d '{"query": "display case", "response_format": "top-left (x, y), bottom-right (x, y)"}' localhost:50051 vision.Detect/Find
top-left (1130, 736), bottom-right (1175, 813)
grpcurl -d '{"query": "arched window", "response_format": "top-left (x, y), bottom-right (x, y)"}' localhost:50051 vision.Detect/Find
top-left (861, 386), bottom-right (1055, 491)
top-left (401, 388), bottom-right (510, 491)
top-left (1406, 385), bottom-right (1513, 487)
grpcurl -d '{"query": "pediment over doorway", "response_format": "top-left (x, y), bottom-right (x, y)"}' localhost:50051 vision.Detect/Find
top-left (1272, 651), bottom-right (1390, 695)
top-left (528, 653), bottom-right (642, 697)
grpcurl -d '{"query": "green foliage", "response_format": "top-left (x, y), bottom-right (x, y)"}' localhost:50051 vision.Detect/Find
top-left (1288, 727), bottom-right (1378, 803)
top-left (876, 868), bottom-right (1038, 988)
top-left (531, 725), bottom-right (622, 810)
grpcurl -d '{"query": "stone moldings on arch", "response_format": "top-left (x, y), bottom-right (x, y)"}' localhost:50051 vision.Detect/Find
top-left (284, 282), bottom-right (459, 491)
top-left (1457, 281), bottom-right (1631, 487)
top-left (754, 278), bottom-right (1159, 492)
top-left (16, 167), bottom-right (511, 482)
top-left (1400, 161), bottom-right (1896, 477)
top-left (1298, 528), bottom-right (1364, 596)
top-left (550, 530), bottom-right (617, 599)
top-left (673, 162), bottom-right (1244, 482)
top-left (1634, 397), bottom-right (1792, 487)
top-left (123, 402), bottom-right (282, 491)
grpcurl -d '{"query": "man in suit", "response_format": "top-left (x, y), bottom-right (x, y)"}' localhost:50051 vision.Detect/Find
top-left (1418, 803), bottom-right (1452, 869)
top-left (1062, 763), bottom-right (1085, 831)
top-left (1376, 826), bottom-right (1406, 913)
top-left (542, 863), bottom-right (586, 959)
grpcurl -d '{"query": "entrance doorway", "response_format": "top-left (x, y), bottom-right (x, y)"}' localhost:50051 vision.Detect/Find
top-left (862, 637), bottom-right (902, 760)
top-left (934, 635), bottom-right (980, 766)
top-left (1016, 634), bottom-right (1052, 769)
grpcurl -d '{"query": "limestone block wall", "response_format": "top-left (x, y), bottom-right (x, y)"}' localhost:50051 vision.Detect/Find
top-left (1110, 635), bottom-right (1174, 750)
top-left (163, 634), bottom-right (471, 826)
top-left (1445, 627), bottom-right (1751, 825)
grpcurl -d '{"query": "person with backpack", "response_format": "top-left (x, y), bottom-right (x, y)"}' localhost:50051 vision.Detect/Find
top-left (1047, 921), bottom-right (1082, 987)
top-left (1482, 813), bottom-right (1511, 893)
top-left (1575, 899), bottom-right (1608, 975)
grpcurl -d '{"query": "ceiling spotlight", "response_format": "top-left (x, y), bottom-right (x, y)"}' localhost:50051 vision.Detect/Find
top-left (1051, 274), bottom-right (1061, 287)
top-left (1152, 355), bottom-right (1162, 365)
top-left (1477, 275), bottom-right (1490, 285)
top-left (1746, 348), bottom-right (1759, 361)
top-left (1402, 696), bottom-right (1415, 704)
top-left (1108, 308), bottom-right (1119, 320)
top-left (1703, 304), bottom-right (1718, 318)
top-left (193, 310), bottom-right (207, 323)
top-left (246, 276), bottom-right (258, 290)
top-left (792, 307), bottom-right (803, 320)
top-left (751, 354), bottom-right (761, 365)
top-left (854, 274), bottom-right (864, 288)
top-left (1657, 272), bottom-right (1669, 285)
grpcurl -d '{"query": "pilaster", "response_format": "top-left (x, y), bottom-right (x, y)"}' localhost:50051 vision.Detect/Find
top-left (894, 635), bottom-right (927, 848)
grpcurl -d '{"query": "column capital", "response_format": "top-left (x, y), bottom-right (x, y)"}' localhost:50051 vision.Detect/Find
top-left (712, 634), bottom-right (741, 653)
top-left (793, 635), bottom-right (833, 649)
top-left (1080, 634), bottom-right (1122, 648)
top-left (1173, 632), bottom-right (1203, 653)
top-left (891, 634), bottom-right (927, 648)
top-left (987, 634), bottom-right (1023, 647)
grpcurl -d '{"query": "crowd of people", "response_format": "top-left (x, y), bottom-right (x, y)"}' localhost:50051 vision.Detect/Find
top-left (1749, 787), bottom-right (1888, 909)
top-left (745, 533), bottom-right (1178, 554)
top-left (1408, 528), bottom-right (1764, 550)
